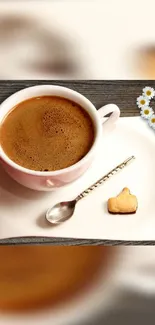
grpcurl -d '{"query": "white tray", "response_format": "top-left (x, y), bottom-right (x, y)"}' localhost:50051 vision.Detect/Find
top-left (0, 116), bottom-right (155, 241)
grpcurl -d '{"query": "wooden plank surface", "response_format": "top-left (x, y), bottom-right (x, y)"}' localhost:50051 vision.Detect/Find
top-left (0, 80), bottom-right (154, 245)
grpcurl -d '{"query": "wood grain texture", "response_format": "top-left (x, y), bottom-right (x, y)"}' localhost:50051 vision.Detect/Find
top-left (0, 80), bottom-right (151, 116)
top-left (0, 80), bottom-right (154, 246)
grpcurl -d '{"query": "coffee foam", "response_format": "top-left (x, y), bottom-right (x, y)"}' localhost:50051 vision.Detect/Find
top-left (0, 96), bottom-right (94, 171)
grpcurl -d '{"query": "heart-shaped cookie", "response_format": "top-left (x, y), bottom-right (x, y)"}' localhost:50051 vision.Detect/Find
top-left (108, 187), bottom-right (138, 214)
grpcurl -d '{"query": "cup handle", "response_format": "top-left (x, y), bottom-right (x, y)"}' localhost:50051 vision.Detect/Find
top-left (98, 104), bottom-right (120, 126)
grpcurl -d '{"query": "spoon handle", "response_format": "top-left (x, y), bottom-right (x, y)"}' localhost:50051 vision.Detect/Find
top-left (77, 156), bottom-right (135, 201)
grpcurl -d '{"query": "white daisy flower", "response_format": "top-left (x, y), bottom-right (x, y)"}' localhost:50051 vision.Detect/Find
top-left (143, 87), bottom-right (155, 99)
top-left (137, 96), bottom-right (150, 108)
top-left (140, 106), bottom-right (153, 119)
top-left (148, 114), bottom-right (155, 130)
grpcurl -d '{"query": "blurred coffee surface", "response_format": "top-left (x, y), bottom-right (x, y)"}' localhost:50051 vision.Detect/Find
top-left (0, 246), bottom-right (109, 313)
top-left (0, 246), bottom-right (155, 325)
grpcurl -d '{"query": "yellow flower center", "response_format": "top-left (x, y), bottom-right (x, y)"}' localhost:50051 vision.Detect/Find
top-left (151, 118), bottom-right (155, 123)
top-left (146, 90), bottom-right (151, 96)
top-left (140, 99), bottom-right (146, 105)
top-left (144, 109), bottom-right (150, 115)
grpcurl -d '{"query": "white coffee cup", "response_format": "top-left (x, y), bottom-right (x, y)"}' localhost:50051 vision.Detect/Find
top-left (0, 85), bottom-right (120, 191)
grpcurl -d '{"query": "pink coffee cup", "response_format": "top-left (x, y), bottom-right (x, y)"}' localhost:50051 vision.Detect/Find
top-left (0, 85), bottom-right (120, 191)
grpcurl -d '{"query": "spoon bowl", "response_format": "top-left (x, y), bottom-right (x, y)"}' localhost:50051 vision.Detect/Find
top-left (46, 200), bottom-right (76, 224)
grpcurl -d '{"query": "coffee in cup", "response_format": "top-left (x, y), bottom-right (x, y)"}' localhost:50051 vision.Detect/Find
top-left (0, 96), bottom-right (95, 172)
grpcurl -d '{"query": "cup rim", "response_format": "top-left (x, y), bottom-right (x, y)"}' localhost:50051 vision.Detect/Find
top-left (0, 85), bottom-right (101, 176)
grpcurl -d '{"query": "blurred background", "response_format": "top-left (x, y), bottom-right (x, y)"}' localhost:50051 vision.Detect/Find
top-left (0, 0), bottom-right (155, 79)
top-left (0, 246), bottom-right (155, 325)
top-left (0, 0), bottom-right (155, 324)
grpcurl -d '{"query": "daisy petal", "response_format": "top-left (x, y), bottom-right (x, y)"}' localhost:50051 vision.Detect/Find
top-left (148, 114), bottom-right (155, 130)
top-left (140, 106), bottom-right (153, 119)
top-left (143, 87), bottom-right (155, 99)
top-left (137, 95), bottom-right (149, 108)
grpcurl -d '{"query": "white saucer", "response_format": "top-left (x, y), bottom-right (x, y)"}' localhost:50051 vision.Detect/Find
top-left (0, 116), bottom-right (155, 241)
